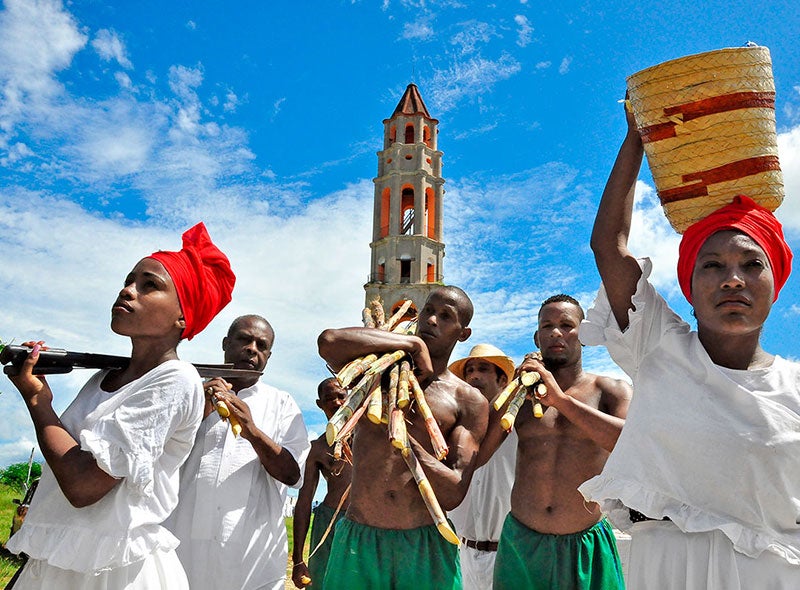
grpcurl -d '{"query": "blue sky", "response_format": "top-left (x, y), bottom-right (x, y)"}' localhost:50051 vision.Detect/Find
top-left (2, 0), bottom-right (800, 483)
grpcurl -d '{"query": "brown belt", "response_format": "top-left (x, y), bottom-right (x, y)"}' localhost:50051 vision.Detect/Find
top-left (461, 538), bottom-right (499, 552)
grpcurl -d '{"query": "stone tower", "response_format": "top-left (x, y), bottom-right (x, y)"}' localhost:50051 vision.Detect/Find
top-left (364, 83), bottom-right (445, 322)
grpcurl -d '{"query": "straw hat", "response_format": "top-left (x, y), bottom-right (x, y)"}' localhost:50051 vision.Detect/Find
top-left (627, 44), bottom-right (783, 233)
top-left (449, 344), bottom-right (515, 384)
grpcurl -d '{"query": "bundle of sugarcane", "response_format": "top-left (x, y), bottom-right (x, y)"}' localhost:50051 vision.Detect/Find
top-left (492, 352), bottom-right (548, 430)
top-left (325, 299), bottom-right (458, 544)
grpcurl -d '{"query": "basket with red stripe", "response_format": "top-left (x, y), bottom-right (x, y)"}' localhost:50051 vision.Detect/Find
top-left (627, 45), bottom-right (783, 233)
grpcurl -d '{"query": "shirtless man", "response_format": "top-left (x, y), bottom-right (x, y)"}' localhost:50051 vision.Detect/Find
top-left (292, 377), bottom-right (352, 589)
top-left (483, 294), bottom-right (632, 589)
top-left (316, 286), bottom-right (488, 590)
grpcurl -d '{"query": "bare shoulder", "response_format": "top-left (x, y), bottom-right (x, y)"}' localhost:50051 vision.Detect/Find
top-left (587, 373), bottom-right (632, 418)
top-left (442, 371), bottom-right (485, 406)
top-left (593, 374), bottom-right (633, 398)
top-left (308, 434), bottom-right (330, 463)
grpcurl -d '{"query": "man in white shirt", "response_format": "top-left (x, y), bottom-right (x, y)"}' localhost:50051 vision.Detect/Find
top-left (166, 315), bottom-right (311, 590)
top-left (448, 344), bottom-right (517, 590)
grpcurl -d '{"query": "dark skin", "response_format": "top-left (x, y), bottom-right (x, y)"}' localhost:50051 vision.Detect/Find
top-left (590, 101), bottom-right (776, 370)
top-left (8, 257), bottom-right (186, 508)
top-left (292, 378), bottom-right (352, 588)
top-left (317, 288), bottom-right (488, 528)
top-left (203, 315), bottom-right (301, 486)
top-left (478, 301), bottom-right (631, 535)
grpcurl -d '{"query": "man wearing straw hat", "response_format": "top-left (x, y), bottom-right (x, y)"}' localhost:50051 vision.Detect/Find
top-left (483, 294), bottom-right (632, 589)
top-left (448, 344), bottom-right (518, 590)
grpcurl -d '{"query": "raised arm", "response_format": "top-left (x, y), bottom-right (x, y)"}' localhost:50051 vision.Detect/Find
top-left (590, 101), bottom-right (645, 330)
top-left (317, 327), bottom-right (433, 382)
top-left (8, 344), bottom-right (118, 508)
top-left (411, 382), bottom-right (488, 511)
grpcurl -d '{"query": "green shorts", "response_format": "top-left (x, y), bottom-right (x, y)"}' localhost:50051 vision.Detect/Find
top-left (308, 502), bottom-right (345, 589)
top-left (323, 517), bottom-right (462, 590)
top-left (494, 513), bottom-right (625, 590)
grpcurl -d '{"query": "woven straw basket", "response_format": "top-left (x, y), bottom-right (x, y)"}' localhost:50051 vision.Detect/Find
top-left (626, 45), bottom-right (783, 233)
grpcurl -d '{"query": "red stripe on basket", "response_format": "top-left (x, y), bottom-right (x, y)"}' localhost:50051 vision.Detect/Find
top-left (640, 122), bottom-right (677, 143)
top-left (663, 92), bottom-right (775, 122)
top-left (641, 92), bottom-right (776, 145)
top-left (658, 155), bottom-right (781, 204)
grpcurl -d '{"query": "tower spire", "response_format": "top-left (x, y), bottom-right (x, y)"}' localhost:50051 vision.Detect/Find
top-left (364, 84), bottom-right (446, 321)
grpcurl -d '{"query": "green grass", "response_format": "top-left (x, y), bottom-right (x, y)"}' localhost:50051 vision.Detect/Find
top-left (1, 483), bottom-right (25, 586)
top-left (0, 490), bottom-right (309, 588)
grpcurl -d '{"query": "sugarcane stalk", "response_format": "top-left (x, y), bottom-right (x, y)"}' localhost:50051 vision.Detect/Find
top-left (383, 299), bottom-right (413, 331)
top-left (333, 439), bottom-right (343, 460)
top-left (408, 373), bottom-right (449, 460)
top-left (366, 380), bottom-right (383, 424)
top-left (391, 318), bottom-right (418, 335)
top-left (500, 385), bottom-right (528, 431)
top-left (384, 363), bottom-right (399, 423)
top-left (366, 350), bottom-right (407, 377)
top-left (397, 360), bottom-right (411, 408)
top-left (362, 307), bottom-right (376, 328)
top-left (337, 353), bottom-right (378, 388)
top-left (215, 400), bottom-right (243, 437)
top-left (492, 377), bottom-right (521, 410)
top-left (520, 370), bottom-right (540, 387)
top-left (369, 298), bottom-right (386, 329)
top-left (532, 382), bottom-right (547, 419)
top-left (326, 372), bottom-right (377, 444)
top-left (389, 407), bottom-right (409, 453)
top-left (335, 401), bottom-right (368, 445)
top-left (401, 446), bottom-right (459, 545)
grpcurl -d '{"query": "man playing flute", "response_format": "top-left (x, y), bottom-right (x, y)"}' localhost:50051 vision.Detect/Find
top-left (165, 314), bottom-right (310, 590)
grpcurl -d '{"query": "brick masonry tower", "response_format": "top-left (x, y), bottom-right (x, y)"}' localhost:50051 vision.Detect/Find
top-left (364, 83), bottom-right (445, 321)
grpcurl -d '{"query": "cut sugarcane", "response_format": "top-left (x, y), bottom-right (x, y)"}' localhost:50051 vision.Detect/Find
top-left (492, 377), bottom-right (520, 410)
top-left (408, 373), bottom-right (448, 460)
top-left (500, 386), bottom-right (528, 431)
top-left (402, 447), bottom-right (460, 545)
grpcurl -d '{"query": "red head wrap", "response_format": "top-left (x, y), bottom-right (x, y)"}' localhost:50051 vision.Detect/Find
top-left (149, 222), bottom-right (236, 340)
top-left (677, 195), bottom-right (792, 304)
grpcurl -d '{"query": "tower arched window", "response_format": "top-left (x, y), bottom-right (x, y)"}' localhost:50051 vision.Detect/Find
top-left (405, 124), bottom-right (415, 144)
top-left (400, 188), bottom-right (414, 235)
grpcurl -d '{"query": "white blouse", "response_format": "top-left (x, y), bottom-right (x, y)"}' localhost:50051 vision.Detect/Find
top-left (578, 258), bottom-right (800, 566)
top-left (6, 360), bottom-right (204, 573)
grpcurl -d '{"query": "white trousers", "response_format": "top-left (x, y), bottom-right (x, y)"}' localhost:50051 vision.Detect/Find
top-left (628, 520), bottom-right (799, 590)
top-left (459, 545), bottom-right (498, 590)
top-left (12, 548), bottom-right (189, 590)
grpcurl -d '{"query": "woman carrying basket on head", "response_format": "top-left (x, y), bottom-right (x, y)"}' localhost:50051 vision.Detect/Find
top-left (578, 89), bottom-right (800, 588)
top-left (4, 223), bottom-right (235, 590)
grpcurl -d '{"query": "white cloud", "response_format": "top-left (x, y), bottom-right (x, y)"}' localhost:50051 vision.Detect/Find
top-left (776, 125), bottom-right (800, 233)
top-left (272, 97), bottom-right (286, 120)
top-left (558, 55), bottom-right (572, 74)
top-left (223, 89), bottom-right (240, 113)
top-left (401, 18), bottom-right (433, 40)
top-left (535, 61), bottom-right (551, 70)
top-left (186, 20), bottom-right (197, 30)
top-left (427, 53), bottom-right (521, 113)
top-left (92, 28), bottom-right (133, 70)
top-left (0, 0), bottom-right (87, 147)
top-left (114, 71), bottom-right (133, 89)
top-left (450, 20), bottom-right (498, 55)
top-left (514, 14), bottom-right (532, 47)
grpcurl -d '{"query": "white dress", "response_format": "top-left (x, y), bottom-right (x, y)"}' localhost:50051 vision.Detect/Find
top-left (578, 258), bottom-right (800, 589)
top-left (6, 360), bottom-right (204, 589)
top-left (165, 381), bottom-right (311, 590)
top-left (448, 430), bottom-right (517, 590)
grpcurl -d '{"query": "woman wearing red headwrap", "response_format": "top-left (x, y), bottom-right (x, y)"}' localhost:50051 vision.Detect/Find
top-left (576, 104), bottom-right (800, 589)
top-left (5, 223), bottom-right (235, 590)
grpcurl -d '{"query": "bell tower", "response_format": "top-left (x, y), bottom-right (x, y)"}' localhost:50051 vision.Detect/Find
top-left (364, 83), bottom-right (445, 321)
